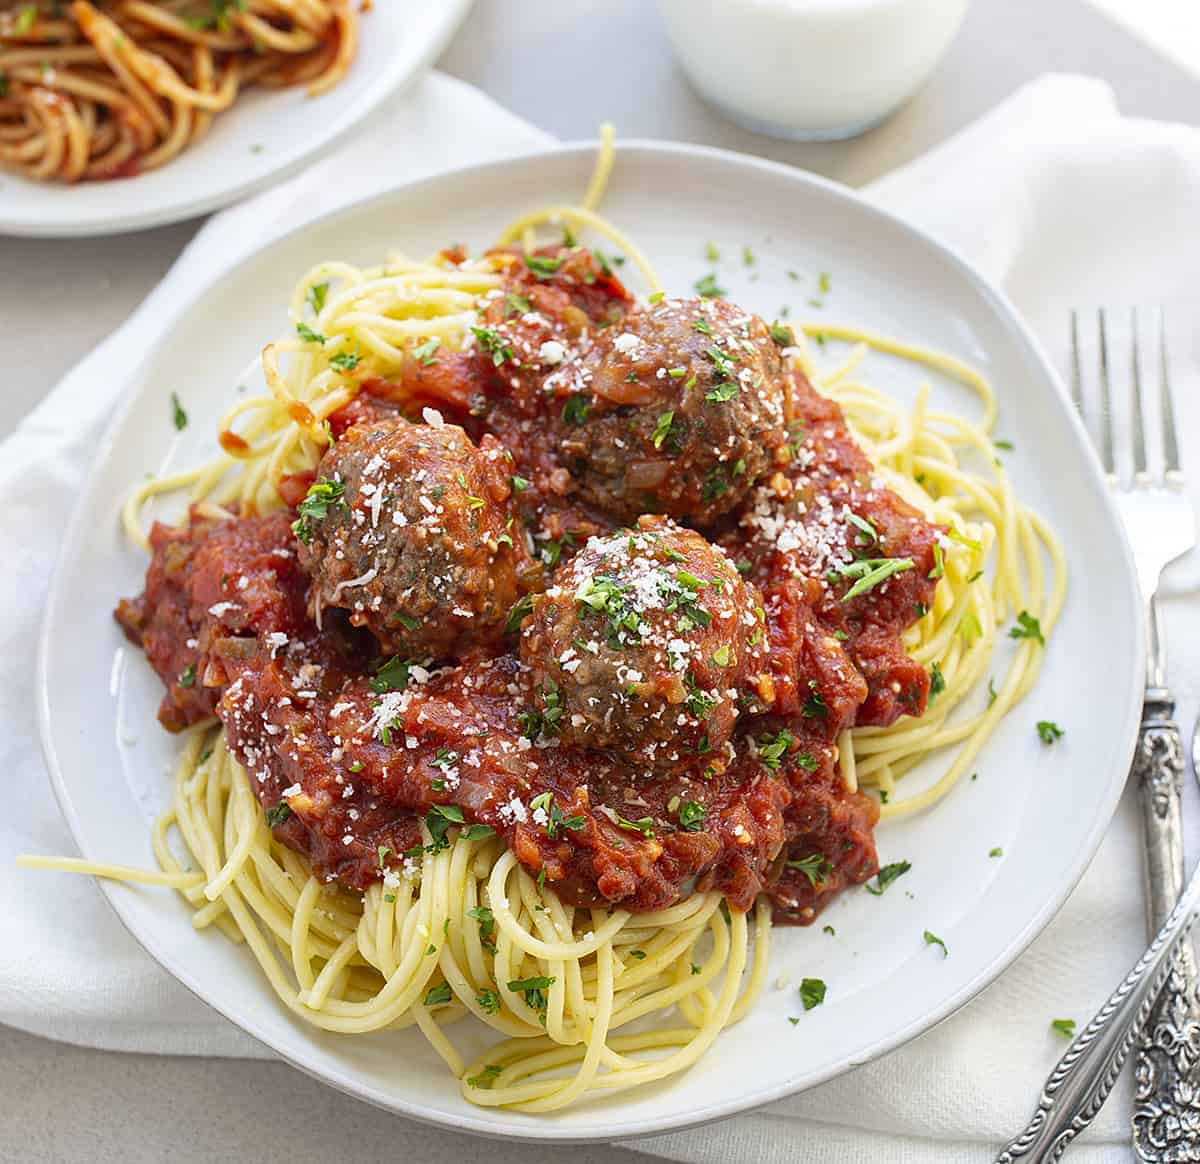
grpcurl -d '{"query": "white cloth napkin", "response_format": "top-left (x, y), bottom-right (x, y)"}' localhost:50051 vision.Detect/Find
top-left (4, 70), bottom-right (1199, 1162)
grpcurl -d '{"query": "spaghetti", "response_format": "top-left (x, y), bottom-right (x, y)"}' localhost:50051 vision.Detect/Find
top-left (22, 133), bottom-right (1065, 1111)
top-left (0, 0), bottom-right (358, 183)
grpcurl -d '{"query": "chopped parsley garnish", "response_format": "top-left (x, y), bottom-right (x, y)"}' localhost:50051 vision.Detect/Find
top-left (711, 645), bottom-right (730, 667)
top-left (694, 272), bottom-right (726, 299)
top-left (1037, 720), bottom-right (1064, 745)
top-left (802, 681), bottom-right (828, 719)
top-left (510, 475), bottom-right (531, 493)
top-left (531, 791), bottom-right (585, 838)
top-left (929, 663), bottom-right (946, 700)
top-left (769, 321), bottom-right (794, 346)
top-left (264, 802), bottom-right (291, 828)
top-left (504, 594), bottom-right (534, 634)
top-left (296, 321), bottom-right (326, 344)
top-left (742, 245), bottom-right (755, 266)
top-left (466, 1065), bottom-right (504, 1088)
top-left (677, 801), bottom-right (706, 831)
top-left (1051, 1018), bottom-right (1077, 1039)
top-left (467, 905), bottom-right (495, 951)
top-left (702, 468), bottom-right (729, 503)
top-left (425, 803), bottom-right (465, 850)
top-left (705, 381), bottom-right (739, 403)
top-left (693, 317), bottom-right (714, 336)
top-left (1009, 611), bottom-right (1045, 645)
top-left (369, 657), bottom-right (411, 693)
top-left (866, 860), bottom-right (912, 895)
top-left (562, 394), bottom-right (591, 425)
top-left (537, 531), bottom-right (577, 569)
top-left (524, 255), bottom-right (563, 278)
top-left (424, 982), bottom-right (452, 1006)
top-left (615, 814), bottom-right (656, 838)
top-left (14, 6), bottom-right (37, 33)
top-left (412, 337), bottom-right (440, 366)
top-left (994, 439), bottom-right (1014, 451)
top-left (923, 930), bottom-right (948, 957)
top-left (684, 674), bottom-right (717, 720)
top-left (757, 729), bottom-right (793, 770)
top-left (989, 847), bottom-right (1003, 858)
top-left (845, 512), bottom-right (876, 545)
top-left (329, 350), bottom-right (360, 371)
top-left (987, 677), bottom-right (999, 707)
top-left (507, 975), bottom-right (556, 1011)
top-left (291, 477), bottom-right (346, 543)
top-left (460, 824), bottom-right (496, 841)
top-left (835, 557), bottom-right (914, 600)
top-left (817, 272), bottom-right (831, 294)
top-left (471, 325), bottom-right (515, 367)
top-left (505, 291), bottom-right (532, 316)
top-left (170, 392), bottom-right (188, 431)
top-left (704, 241), bottom-right (720, 262)
top-left (799, 978), bottom-right (827, 1010)
top-left (652, 409), bottom-right (676, 449)
top-left (392, 612), bottom-right (421, 632)
top-left (929, 544), bottom-right (945, 579)
top-left (476, 988), bottom-right (500, 1014)
top-left (178, 662), bottom-right (196, 688)
top-left (628, 949), bottom-right (647, 960)
top-left (786, 853), bottom-right (833, 887)
top-left (822, 925), bottom-right (835, 936)
top-left (306, 281), bottom-right (328, 315)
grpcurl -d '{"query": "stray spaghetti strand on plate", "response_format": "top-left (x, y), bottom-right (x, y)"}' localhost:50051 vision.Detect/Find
top-left (21, 128), bottom-right (1065, 1110)
top-left (0, 0), bottom-right (358, 183)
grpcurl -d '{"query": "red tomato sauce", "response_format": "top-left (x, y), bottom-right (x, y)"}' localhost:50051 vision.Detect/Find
top-left (116, 245), bottom-right (941, 923)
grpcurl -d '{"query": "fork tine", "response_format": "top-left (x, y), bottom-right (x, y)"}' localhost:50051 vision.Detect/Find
top-left (1159, 311), bottom-right (1182, 475)
top-left (1097, 309), bottom-right (1116, 473)
top-left (1130, 308), bottom-right (1148, 477)
top-left (1069, 309), bottom-right (1084, 412)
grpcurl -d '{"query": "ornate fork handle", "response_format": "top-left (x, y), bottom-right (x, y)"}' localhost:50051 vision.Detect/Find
top-left (1130, 692), bottom-right (1200, 1160)
top-left (996, 851), bottom-right (1200, 1161)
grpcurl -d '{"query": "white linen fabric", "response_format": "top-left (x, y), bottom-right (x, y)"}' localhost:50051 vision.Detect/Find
top-left (2, 70), bottom-right (1197, 1162)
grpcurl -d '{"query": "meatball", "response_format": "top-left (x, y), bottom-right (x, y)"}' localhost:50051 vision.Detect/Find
top-left (519, 516), bottom-right (770, 766)
top-left (553, 297), bottom-right (790, 524)
top-left (298, 414), bottom-right (524, 658)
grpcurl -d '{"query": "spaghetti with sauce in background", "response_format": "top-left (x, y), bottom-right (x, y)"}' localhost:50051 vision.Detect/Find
top-left (0, 0), bottom-right (359, 183)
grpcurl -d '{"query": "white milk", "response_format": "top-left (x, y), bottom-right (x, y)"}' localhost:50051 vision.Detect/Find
top-left (657, 0), bottom-right (970, 140)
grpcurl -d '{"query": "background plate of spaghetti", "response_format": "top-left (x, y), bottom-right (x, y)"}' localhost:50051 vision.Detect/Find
top-left (0, 0), bottom-right (473, 237)
top-left (31, 140), bottom-right (1142, 1139)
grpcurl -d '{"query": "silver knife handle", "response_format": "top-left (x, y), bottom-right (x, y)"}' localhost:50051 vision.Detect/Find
top-left (996, 860), bottom-right (1200, 1162)
top-left (1130, 690), bottom-right (1200, 1161)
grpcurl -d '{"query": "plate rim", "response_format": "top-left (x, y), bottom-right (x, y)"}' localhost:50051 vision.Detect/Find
top-left (0, 0), bottom-right (475, 239)
top-left (36, 138), bottom-right (1146, 1142)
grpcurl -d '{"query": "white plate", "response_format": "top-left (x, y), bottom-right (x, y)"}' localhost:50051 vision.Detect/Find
top-left (38, 143), bottom-right (1144, 1141)
top-left (0, 0), bottom-right (473, 238)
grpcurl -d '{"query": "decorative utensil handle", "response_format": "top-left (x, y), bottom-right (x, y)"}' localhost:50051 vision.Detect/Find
top-left (1130, 690), bottom-right (1200, 1161)
top-left (995, 858), bottom-right (1200, 1162)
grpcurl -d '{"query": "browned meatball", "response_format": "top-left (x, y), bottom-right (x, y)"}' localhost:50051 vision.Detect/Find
top-left (297, 414), bottom-right (524, 658)
top-left (519, 516), bottom-right (770, 768)
top-left (552, 297), bottom-right (790, 524)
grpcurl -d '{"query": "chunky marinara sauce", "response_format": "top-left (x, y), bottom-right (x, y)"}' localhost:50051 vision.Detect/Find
top-left (116, 245), bottom-right (941, 923)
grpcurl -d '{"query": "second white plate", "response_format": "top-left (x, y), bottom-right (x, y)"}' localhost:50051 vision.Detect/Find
top-left (0, 0), bottom-right (473, 238)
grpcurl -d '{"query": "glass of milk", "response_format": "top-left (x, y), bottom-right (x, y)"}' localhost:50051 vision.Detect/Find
top-left (657, 0), bottom-right (970, 141)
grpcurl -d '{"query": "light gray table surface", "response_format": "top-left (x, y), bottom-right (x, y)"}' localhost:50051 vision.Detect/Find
top-left (2, 1), bottom-right (1198, 1160)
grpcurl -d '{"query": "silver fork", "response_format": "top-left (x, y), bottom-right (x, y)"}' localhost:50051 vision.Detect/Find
top-left (998, 308), bottom-right (1196, 1161)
